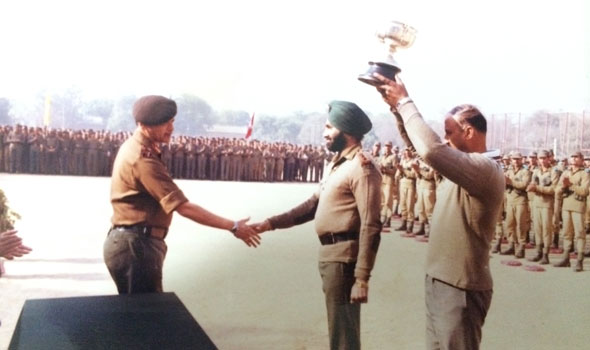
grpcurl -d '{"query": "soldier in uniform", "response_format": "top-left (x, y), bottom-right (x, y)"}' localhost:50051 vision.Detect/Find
top-left (284, 145), bottom-right (295, 182)
top-left (173, 136), bottom-right (186, 179)
top-left (72, 131), bottom-right (87, 175)
top-left (553, 151), bottom-right (590, 271)
top-left (196, 138), bottom-right (208, 180)
top-left (220, 140), bottom-right (231, 181)
top-left (104, 95), bottom-right (260, 294)
top-left (231, 140), bottom-right (243, 181)
top-left (59, 130), bottom-right (73, 175)
top-left (526, 150), bottom-right (559, 264)
top-left (492, 154), bottom-right (511, 253)
top-left (27, 128), bottom-right (43, 174)
top-left (549, 150), bottom-right (563, 249)
top-left (185, 137), bottom-right (198, 179)
top-left (395, 147), bottom-right (417, 233)
top-left (584, 156), bottom-right (590, 236)
top-left (378, 141), bottom-right (398, 227)
top-left (526, 151), bottom-right (538, 244)
top-left (275, 145), bottom-right (285, 182)
top-left (209, 139), bottom-right (220, 180)
top-left (86, 131), bottom-right (100, 176)
top-left (45, 129), bottom-right (61, 174)
top-left (371, 141), bottom-right (381, 158)
top-left (251, 101), bottom-right (381, 350)
top-left (501, 151), bottom-right (531, 258)
top-left (6, 124), bottom-right (25, 173)
top-left (413, 159), bottom-right (436, 236)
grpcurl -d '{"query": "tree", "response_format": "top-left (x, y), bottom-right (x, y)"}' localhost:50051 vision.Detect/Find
top-left (0, 98), bottom-right (12, 124)
top-left (82, 98), bottom-right (115, 129)
top-left (106, 95), bottom-right (137, 132)
top-left (218, 110), bottom-right (251, 126)
top-left (0, 189), bottom-right (20, 232)
top-left (174, 94), bottom-right (214, 135)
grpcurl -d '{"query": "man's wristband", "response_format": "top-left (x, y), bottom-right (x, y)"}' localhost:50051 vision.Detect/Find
top-left (395, 97), bottom-right (413, 111)
top-left (355, 280), bottom-right (369, 288)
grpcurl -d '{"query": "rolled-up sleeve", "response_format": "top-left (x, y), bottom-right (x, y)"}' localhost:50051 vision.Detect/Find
top-left (134, 158), bottom-right (188, 214)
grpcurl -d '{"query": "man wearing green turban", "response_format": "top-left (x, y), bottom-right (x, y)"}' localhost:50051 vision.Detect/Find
top-left (252, 100), bottom-right (382, 350)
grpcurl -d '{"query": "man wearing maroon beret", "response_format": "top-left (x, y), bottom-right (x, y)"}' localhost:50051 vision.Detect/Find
top-left (104, 95), bottom-right (260, 294)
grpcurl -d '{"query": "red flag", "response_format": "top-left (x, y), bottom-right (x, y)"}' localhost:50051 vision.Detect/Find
top-left (245, 112), bottom-right (255, 139)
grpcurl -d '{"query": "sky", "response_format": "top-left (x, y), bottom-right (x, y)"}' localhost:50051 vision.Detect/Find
top-left (0, 0), bottom-right (588, 120)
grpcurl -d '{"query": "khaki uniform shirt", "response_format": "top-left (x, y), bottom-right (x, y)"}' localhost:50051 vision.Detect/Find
top-left (530, 167), bottom-right (559, 208)
top-left (398, 102), bottom-right (505, 291)
top-left (505, 167), bottom-right (531, 205)
top-left (379, 153), bottom-right (398, 185)
top-left (559, 167), bottom-right (590, 213)
top-left (267, 144), bottom-right (382, 281)
top-left (110, 129), bottom-right (188, 229)
top-left (417, 161), bottom-right (436, 190)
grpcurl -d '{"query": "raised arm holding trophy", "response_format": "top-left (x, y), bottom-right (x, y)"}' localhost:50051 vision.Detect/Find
top-left (359, 21), bottom-right (417, 153)
top-left (360, 20), bottom-right (505, 350)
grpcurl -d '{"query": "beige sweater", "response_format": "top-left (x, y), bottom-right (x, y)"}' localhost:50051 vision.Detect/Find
top-left (398, 102), bottom-right (505, 291)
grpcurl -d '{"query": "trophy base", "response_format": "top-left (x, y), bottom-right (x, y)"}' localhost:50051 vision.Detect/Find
top-left (358, 62), bottom-right (401, 86)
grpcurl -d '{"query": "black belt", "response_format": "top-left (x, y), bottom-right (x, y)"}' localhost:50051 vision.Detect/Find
top-left (111, 224), bottom-right (168, 240)
top-left (319, 232), bottom-right (359, 245)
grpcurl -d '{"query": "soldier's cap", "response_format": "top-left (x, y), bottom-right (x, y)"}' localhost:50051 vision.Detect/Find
top-left (537, 150), bottom-right (549, 158)
top-left (501, 154), bottom-right (509, 160)
top-left (528, 151), bottom-right (537, 158)
top-left (510, 151), bottom-right (523, 159)
top-left (570, 151), bottom-right (584, 158)
top-left (374, 142), bottom-right (381, 146)
top-left (328, 100), bottom-right (372, 136)
top-left (385, 141), bottom-right (393, 147)
top-left (133, 95), bottom-right (177, 126)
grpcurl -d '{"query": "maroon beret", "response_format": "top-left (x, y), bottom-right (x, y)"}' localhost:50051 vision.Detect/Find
top-left (133, 95), bottom-right (177, 126)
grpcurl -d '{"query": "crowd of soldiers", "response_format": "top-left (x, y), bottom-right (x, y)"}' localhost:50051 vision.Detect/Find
top-left (494, 149), bottom-right (590, 272)
top-left (0, 124), bottom-right (330, 182)
top-left (374, 141), bottom-right (590, 272)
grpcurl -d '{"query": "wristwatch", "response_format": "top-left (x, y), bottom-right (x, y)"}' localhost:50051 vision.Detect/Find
top-left (230, 221), bottom-right (239, 235)
top-left (395, 96), bottom-right (413, 111)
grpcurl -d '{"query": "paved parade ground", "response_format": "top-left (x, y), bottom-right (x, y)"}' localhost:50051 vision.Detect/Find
top-left (1, 174), bottom-right (590, 349)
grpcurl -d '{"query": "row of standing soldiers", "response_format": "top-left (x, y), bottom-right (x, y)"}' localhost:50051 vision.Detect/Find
top-left (494, 150), bottom-right (590, 272)
top-left (373, 140), bottom-right (590, 273)
top-left (0, 124), bottom-right (329, 183)
top-left (373, 141), bottom-right (438, 237)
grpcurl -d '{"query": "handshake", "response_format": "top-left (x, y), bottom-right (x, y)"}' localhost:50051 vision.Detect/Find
top-left (228, 218), bottom-right (273, 248)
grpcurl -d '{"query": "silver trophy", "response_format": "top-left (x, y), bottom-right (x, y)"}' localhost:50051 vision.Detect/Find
top-left (358, 21), bottom-right (417, 86)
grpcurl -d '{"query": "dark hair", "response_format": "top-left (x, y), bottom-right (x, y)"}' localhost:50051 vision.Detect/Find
top-left (448, 104), bottom-right (487, 133)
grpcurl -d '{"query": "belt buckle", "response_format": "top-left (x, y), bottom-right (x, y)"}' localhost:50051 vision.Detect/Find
top-left (328, 232), bottom-right (337, 244)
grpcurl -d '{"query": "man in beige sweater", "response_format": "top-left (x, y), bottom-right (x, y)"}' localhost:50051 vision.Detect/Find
top-left (374, 74), bottom-right (504, 350)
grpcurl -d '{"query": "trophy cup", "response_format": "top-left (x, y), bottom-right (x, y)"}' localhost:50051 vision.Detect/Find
top-left (358, 21), bottom-right (417, 86)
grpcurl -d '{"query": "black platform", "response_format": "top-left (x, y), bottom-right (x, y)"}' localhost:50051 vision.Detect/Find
top-left (9, 292), bottom-right (217, 350)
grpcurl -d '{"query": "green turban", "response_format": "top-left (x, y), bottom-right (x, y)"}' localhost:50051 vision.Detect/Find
top-left (328, 100), bottom-right (372, 136)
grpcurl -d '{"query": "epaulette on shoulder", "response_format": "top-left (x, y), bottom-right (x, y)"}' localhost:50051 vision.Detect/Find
top-left (357, 151), bottom-right (376, 168)
top-left (141, 145), bottom-right (157, 159)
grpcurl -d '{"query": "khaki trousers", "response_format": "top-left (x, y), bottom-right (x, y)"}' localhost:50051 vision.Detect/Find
top-left (425, 275), bottom-right (492, 350)
top-left (505, 202), bottom-right (528, 245)
top-left (416, 186), bottom-right (436, 223)
top-left (533, 206), bottom-right (554, 253)
top-left (319, 261), bottom-right (360, 350)
top-left (561, 210), bottom-right (586, 255)
top-left (399, 178), bottom-right (416, 222)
